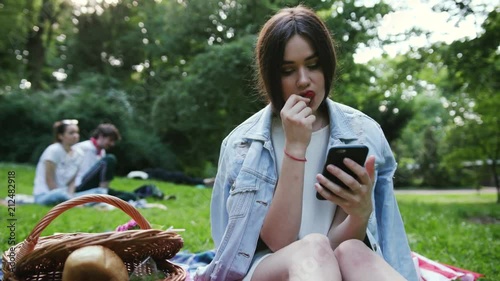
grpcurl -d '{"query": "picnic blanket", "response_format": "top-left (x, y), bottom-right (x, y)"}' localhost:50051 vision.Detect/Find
top-left (412, 252), bottom-right (483, 281)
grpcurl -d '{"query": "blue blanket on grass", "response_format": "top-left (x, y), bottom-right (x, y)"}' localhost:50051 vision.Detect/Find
top-left (170, 250), bottom-right (215, 279)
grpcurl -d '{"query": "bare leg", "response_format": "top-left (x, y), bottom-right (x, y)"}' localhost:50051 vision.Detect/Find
top-left (334, 239), bottom-right (407, 281)
top-left (251, 233), bottom-right (341, 281)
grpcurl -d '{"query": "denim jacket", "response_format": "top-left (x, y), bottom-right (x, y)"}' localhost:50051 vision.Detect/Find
top-left (195, 99), bottom-right (418, 281)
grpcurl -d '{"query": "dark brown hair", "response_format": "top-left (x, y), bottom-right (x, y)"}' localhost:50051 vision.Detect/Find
top-left (52, 119), bottom-right (78, 142)
top-left (91, 123), bottom-right (121, 141)
top-left (255, 5), bottom-right (337, 112)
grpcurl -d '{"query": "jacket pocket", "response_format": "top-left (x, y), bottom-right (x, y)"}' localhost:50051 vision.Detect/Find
top-left (227, 171), bottom-right (258, 219)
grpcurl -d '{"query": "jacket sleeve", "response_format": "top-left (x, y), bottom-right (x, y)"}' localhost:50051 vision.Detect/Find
top-left (374, 137), bottom-right (419, 281)
top-left (210, 137), bottom-right (231, 248)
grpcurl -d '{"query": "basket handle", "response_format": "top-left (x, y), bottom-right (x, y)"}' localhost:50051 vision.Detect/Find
top-left (15, 194), bottom-right (152, 264)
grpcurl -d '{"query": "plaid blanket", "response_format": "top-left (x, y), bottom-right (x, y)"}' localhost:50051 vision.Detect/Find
top-left (170, 250), bottom-right (215, 280)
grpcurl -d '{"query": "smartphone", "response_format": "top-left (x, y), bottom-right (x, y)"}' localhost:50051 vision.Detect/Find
top-left (316, 145), bottom-right (369, 200)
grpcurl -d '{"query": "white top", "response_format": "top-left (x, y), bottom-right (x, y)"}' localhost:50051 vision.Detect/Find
top-left (243, 119), bottom-right (338, 281)
top-left (33, 143), bottom-right (83, 196)
top-left (271, 118), bottom-right (337, 238)
top-left (73, 140), bottom-right (106, 186)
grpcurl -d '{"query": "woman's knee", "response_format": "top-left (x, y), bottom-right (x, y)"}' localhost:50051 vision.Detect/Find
top-left (295, 234), bottom-right (335, 263)
top-left (334, 239), bottom-right (372, 265)
top-left (286, 234), bottom-right (337, 279)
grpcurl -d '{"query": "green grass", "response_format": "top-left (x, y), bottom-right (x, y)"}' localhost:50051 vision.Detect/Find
top-left (1, 163), bottom-right (499, 280)
top-left (397, 193), bottom-right (499, 280)
top-left (0, 163), bottom-right (213, 253)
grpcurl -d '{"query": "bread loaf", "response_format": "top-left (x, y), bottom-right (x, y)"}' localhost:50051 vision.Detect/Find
top-left (62, 245), bottom-right (129, 281)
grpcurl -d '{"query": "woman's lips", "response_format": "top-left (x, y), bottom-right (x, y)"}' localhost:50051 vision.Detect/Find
top-left (300, 91), bottom-right (315, 100)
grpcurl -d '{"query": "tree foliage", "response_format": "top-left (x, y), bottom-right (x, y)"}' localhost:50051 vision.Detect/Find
top-left (386, 4), bottom-right (499, 198)
top-left (439, 9), bottom-right (499, 200)
top-left (0, 0), bottom-right (497, 189)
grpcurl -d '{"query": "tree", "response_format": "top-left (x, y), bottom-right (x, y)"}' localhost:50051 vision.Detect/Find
top-left (435, 9), bottom-right (499, 201)
top-left (391, 91), bottom-right (454, 188)
top-left (376, 1), bottom-right (499, 193)
top-left (7, 0), bottom-right (485, 180)
top-left (0, 0), bottom-right (29, 87)
top-left (320, 1), bottom-right (415, 143)
top-left (151, 35), bottom-right (264, 173)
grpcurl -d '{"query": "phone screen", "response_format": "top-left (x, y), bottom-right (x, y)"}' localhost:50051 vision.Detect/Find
top-left (316, 145), bottom-right (369, 200)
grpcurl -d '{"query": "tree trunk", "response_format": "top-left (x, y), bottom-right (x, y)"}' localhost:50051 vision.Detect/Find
top-left (26, 0), bottom-right (51, 90)
top-left (26, 28), bottom-right (44, 90)
top-left (485, 156), bottom-right (500, 203)
top-left (492, 163), bottom-right (499, 204)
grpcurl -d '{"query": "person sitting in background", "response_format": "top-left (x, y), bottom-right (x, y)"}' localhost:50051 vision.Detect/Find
top-left (73, 123), bottom-right (137, 202)
top-left (33, 120), bottom-right (106, 205)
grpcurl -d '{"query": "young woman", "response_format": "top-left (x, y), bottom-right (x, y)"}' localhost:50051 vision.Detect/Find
top-left (33, 120), bottom-right (106, 205)
top-left (195, 5), bottom-right (418, 281)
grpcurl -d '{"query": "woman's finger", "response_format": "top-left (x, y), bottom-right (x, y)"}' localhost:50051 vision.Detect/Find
top-left (314, 182), bottom-right (347, 205)
top-left (324, 164), bottom-right (361, 193)
top-left (316, 172), bottom-right (352, 199)
top-left (282, 94), bottom-right (310, 112)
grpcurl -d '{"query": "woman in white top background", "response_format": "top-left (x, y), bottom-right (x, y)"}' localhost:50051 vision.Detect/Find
top-left (33, 119), bottom-right (106, 205)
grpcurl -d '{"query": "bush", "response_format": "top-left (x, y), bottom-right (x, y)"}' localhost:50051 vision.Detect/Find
top-left (52, 75), bottom-right (178, 175)
top-left (394, 157), bottom-right (421, 188)
top-left (0, 74), bottom-right (177, 175)
top-left (0, 90), bottom-right (56, 163)
top-left (151, 36), bottom-right (264, 174)
top-left (113, 126), bottom-right (178, 175)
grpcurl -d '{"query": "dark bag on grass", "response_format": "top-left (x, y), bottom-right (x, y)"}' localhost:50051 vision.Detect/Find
top-left (133, 184), bottom-right (165, 200)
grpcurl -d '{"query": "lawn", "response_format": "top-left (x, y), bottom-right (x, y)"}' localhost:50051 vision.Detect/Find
top-left (0, 163), bottom-right (213, 254)
top-left (397, 192), bottom-right (499, 280)
top-left (1, 163), bottom-right (498, 280)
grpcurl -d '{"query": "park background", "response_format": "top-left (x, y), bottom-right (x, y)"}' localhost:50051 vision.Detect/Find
top-left (0, 0), bottom-right (498, 195)
top-left (0, 0), bottom-right (498, 280)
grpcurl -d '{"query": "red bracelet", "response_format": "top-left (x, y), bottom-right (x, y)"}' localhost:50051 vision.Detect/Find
top-left (284, 150), bottom-right (307, 162)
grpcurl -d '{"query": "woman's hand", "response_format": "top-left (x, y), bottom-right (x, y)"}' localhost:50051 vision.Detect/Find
top-left (315, 155), bottom-right (376, 220)
top-left (280, 94), bottom-right (316, 157)
top-left (261, 95), bottom-right (315, 251)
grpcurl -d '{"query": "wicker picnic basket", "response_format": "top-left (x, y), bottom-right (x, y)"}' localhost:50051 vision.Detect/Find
top-left (2, 194), bottom-right (186, 281)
